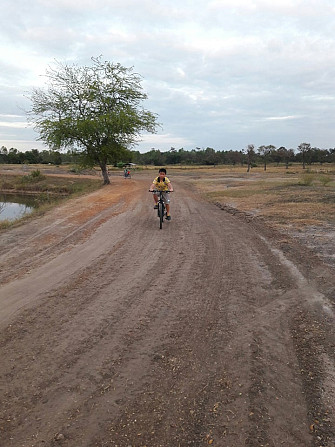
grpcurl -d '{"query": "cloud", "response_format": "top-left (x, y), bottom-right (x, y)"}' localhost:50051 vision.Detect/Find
top-left (1, 0), bottom-right (335, 152)
top-left (138, 133), bottom-right (194, 151)
top-left (0, 114), bottom-right (24, 119)
top-left (264, 115), bottom-right (302, 121)
top-left (0, 121), bottom-right (27, 129)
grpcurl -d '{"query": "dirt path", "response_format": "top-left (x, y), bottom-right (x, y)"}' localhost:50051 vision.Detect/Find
top-left (0, 174), bottom-right (334, 447)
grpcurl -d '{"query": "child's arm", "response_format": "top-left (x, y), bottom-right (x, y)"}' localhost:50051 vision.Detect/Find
top-left (168, 182), bottom-right (174, 192)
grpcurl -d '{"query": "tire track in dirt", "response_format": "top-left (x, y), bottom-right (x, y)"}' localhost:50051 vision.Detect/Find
top-left (0, 176), bottom-right (334, 446)
top-left (0, 180), bottom-right (135, 286)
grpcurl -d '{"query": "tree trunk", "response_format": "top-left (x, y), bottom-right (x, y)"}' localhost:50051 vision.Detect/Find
top-left (100, 163), bottom-right (110, 185)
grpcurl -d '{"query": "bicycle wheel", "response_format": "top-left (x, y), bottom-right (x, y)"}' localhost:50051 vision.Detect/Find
top-left (158, 202), bottom-right (164, 229)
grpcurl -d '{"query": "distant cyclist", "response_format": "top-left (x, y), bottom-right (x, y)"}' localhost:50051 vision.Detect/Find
top-left (149, 168), bottom-right (174, 220)
top-left (124, 167), bottom-right (130, 178)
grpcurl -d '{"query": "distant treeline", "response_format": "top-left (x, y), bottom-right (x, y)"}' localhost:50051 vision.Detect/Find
top-left (132, 145), bottom-right (335, 167)
top-left (0, 147), bottom-right (66, 165)
top-left (1, 144), bottom-right (335, 167)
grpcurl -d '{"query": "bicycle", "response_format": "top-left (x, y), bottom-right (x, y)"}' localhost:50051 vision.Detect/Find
top-left (149, 190), bottom-right (172, 229)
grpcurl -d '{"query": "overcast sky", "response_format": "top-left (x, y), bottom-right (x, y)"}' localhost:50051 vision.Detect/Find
top-left (1, 0), bottom-right (335, 153)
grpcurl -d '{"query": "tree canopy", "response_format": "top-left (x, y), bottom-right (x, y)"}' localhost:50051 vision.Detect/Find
top-left (27, 57), bottom-right (159, 184)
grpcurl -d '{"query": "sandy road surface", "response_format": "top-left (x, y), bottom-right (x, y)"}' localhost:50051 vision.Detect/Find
top-left (0, 174), bottom-right (335, 447)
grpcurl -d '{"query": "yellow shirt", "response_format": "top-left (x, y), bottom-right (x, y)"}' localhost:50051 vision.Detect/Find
top-left (152, 176), bottom-right (171, 191)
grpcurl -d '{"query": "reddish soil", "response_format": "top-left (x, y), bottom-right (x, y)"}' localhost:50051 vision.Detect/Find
top-left (0, 173), bottom-right (334, 447)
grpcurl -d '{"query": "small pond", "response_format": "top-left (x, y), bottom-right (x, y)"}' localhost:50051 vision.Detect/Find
top-left (0, 194), bottom-right (38, 221)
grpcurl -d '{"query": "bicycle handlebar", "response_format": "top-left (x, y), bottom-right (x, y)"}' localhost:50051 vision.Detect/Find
top-left (149, 190), bottom-right (173, 193)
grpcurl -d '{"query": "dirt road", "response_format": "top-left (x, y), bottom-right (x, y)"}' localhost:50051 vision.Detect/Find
top-left (0, 174), bottom-right (334, 447)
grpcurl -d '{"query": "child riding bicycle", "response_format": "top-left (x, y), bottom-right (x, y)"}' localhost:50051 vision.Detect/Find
top-left (149, 168), bottom-right (174, 220)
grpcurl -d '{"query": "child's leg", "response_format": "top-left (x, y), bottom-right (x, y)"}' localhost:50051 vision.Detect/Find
top-left (153, 193), bottom-right (158, 204)
top-left (162, 192), bottom-right (171, 215)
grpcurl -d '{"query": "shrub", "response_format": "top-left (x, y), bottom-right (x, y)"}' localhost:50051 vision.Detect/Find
top-left (69, 166), bottom-right (83, 174)
top-left (319, 175), bottom-right (332, 186)
top-left (299, 172), bottom-right (314, 186)
top-left (31, 169), bottom-right (43, 179)
top-left (20, 170), bottom-right (46, 183)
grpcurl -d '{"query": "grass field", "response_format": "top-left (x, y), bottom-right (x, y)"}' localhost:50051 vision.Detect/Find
top-left (1, 163), bottom-right (334, 232)
top-left (167, 164), bottom-right (335, 230)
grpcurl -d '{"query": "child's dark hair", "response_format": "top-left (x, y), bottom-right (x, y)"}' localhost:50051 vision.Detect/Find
top-left (159, 168), bottom-right (167, 174)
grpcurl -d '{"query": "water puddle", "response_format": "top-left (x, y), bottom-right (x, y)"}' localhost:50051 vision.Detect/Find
top-left (0, 194), bottom-right (37, 221)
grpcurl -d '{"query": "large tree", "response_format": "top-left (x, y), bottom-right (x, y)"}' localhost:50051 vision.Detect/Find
top-left (297, 142), bottom-right (311, 170)
top-left (28, 57), bottom-right (159, 184)
top-left (257, 145), bottom-right (275, 171)
top-left (245, 144), bottom-right (255, 172)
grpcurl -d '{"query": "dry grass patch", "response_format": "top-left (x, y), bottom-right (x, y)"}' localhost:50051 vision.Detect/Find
top-left (190, 165), bottom-right (335, 230)
top-left (262, 201), bottom-right (335, 227)
top-left (0, 172), bottom-right (101, 195)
